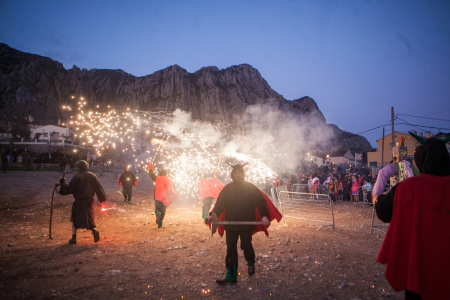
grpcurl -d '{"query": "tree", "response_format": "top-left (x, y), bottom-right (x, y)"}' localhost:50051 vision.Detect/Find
top-left (135, 129), bottom-right (151, 152)
top-left (10, 121), bottom-right (31, 139)
top-left (60, 132), bottom-right (74, 141)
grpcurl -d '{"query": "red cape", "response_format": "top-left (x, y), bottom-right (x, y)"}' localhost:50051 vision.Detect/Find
top-left (376, 175), bottom-right (450, 299)
top-left (199, 177), bottom-right (225, 201)
top-left (155, 176), bottom-right (179, 208)
top-left (212, 190), bottom-right (283, 237)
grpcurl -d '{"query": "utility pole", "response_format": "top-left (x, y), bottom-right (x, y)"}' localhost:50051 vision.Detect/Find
top-left (381, 127), bottom-right (385, 168)
top-left (391, 107), bottom-right (395, 149)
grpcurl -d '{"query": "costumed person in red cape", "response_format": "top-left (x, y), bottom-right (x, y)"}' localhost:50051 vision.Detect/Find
top-left (59, 160), bottom-right (108, 245)
top-left (118, 165), bottom-right (138, 204)
top-left (199, 170), bottom-right (225, 221)
top-left (205, 163), bottom-right (282, 284)
top-left (374, 132), bottom-right (450, 300)
top-left (148, 163), bottom-right (178, 228)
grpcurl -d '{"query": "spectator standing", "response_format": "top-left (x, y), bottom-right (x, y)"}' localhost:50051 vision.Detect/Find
top-left (374, 135), bottom-right (450, 299)
top-left (307, 175), bottom-right (314, 199)
top-left (351, 176), bottom-right (359, 203)
top-left (338, 178), bottom-right (344, 201)
top-left (362, 180), bottom-right (373, 204)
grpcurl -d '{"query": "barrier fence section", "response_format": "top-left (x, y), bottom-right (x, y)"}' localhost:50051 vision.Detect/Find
top-left (270, 187), bottom-right (278, 207)
top-left (292, 184), bottom-right (310, 193)
top-left (370, 206), bottom-right (388, 234)
top-left (270, 186), bottom-right (287, 209)
top-left (277, 191), bottom-right (335, 230)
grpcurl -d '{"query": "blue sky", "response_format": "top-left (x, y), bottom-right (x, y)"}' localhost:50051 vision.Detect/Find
top-left (1, 0), bottom-right (450, 148)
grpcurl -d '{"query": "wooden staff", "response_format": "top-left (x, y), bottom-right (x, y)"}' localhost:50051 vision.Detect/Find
top-left (151, 143), bottom-right (163, 164)
top-left (217, 156), bottom-right (222, 169)
top-left (210, 213), bottom-right (263, 236)
top-left (49, 171), bottom-right (65, 240)
top-left (151, 134), bottom-right (166, 164)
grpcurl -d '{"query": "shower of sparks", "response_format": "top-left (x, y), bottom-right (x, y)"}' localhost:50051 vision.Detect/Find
top-left (101, 204), bottom-right (116, 212)
top-left (63, 97), bottom-right (278, 200)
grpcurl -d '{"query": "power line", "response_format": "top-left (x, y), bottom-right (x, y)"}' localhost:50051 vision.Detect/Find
top-left (396, 113), bottom-right (450, 122)
top-left (329, 123), bottom-right (391, 142)
top-left (395, 118), bottom-right (450, 131)
top-left (355, 124), bottom-right (391, 135)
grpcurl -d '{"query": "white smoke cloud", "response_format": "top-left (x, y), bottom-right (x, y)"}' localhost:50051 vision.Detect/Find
top-left (236, 104), bottom-right (335, 172)
top-left (164, 105), bottom-right (334, 174)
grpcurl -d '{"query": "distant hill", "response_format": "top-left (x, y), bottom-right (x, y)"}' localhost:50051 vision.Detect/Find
top-left (0, 43), bottom-right (372, 153)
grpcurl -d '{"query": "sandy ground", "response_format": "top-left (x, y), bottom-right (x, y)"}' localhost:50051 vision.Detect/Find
top-left (0, 170), bottom-right (401, 299)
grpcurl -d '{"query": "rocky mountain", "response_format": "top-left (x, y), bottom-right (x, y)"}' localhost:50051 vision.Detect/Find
top-left (0, 43), bottom-right (372, 153)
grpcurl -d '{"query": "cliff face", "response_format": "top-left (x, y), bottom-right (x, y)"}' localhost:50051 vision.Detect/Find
top-left (0, 43), bottom-right (372, 152)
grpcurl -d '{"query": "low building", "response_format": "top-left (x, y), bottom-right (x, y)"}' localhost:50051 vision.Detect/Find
top-left (328, 150), bottom-right (356, 166)
top-left (0, 121), bottom-right (80, 149)
top-left (367, 131), bottom-right (425, 169)
top-left (31, 124), bottom-right (75, 141)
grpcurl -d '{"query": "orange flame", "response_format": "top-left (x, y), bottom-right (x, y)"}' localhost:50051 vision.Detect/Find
top-left (100, 204), bottom-right (116, 212)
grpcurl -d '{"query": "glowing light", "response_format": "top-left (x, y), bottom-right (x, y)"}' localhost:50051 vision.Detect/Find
top-left (69, 100), bottom-right (277, 196)
top-left (101, 204), bottom-right (116, 212)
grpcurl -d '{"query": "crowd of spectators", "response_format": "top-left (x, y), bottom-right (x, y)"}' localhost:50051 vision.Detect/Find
top-left (275, 163), bottom-right (377, 204)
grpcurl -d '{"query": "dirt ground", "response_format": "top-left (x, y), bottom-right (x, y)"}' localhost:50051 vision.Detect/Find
top-left (0, 170), bottom-right (401, 300)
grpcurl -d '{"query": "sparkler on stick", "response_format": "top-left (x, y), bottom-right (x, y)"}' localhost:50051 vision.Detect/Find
top-left (101, 204), bottom-right (117, 212)
top-left (67, 100), bottom-right (278, 199)
top-left (151, 136), bottom-right (166, 164)
top-left (217, 155), bottom-right (222, 169)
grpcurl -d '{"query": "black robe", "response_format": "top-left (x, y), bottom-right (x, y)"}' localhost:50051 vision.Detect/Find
top-left (212, 180), bottom-right (269, 231)
top-left (59, 171), bottom-right (107, 230)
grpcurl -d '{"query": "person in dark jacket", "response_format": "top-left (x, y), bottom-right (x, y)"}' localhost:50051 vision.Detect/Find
top-left (118, 165), bottom-right (138, 204)
top-left (205, 164), bottom-right (270, 285)
top-left (59, 160), bottom-right (108, 245)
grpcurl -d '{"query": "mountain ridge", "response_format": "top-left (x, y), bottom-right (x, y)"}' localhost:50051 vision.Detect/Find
top-left (0, 43), bottom-right (372, 153)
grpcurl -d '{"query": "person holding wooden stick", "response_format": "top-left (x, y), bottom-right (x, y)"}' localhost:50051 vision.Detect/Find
top-left (59, 160), bottom-right (108, 245)
top-left (148, 163), bottom-right (178, 228)
top-left (205, 163), bottom-right (282, 285)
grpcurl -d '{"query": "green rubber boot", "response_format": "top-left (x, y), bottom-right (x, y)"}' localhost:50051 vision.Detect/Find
top-left (216, 268), bottom-right (237, 284)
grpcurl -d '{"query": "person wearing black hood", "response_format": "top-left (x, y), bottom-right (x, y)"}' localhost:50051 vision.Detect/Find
top-left (374, 133), bottom-right (450, 300)
top-left (205, 164), bottom-right (271, 285)
top-left (118, 165), bottom-right (138, 204)
top-left (59, 160), bottom-right (108, 245)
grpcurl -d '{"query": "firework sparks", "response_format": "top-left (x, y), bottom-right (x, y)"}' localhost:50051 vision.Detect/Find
top-left (65, 98), bottom-right (278, 200)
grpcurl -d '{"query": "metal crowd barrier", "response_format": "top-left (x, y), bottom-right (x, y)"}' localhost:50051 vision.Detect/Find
top-left (277, 190), bottom-right (335, 230)
top-left (270, 187), bottom-right (278, 207)
top-left (292, 183), bottom-right (310, 193)
top-left (370, 206), bottom-right (388, 234)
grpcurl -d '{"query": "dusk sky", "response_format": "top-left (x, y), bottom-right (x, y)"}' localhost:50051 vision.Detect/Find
top-left (1, 0), bottom-right (450, 148)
